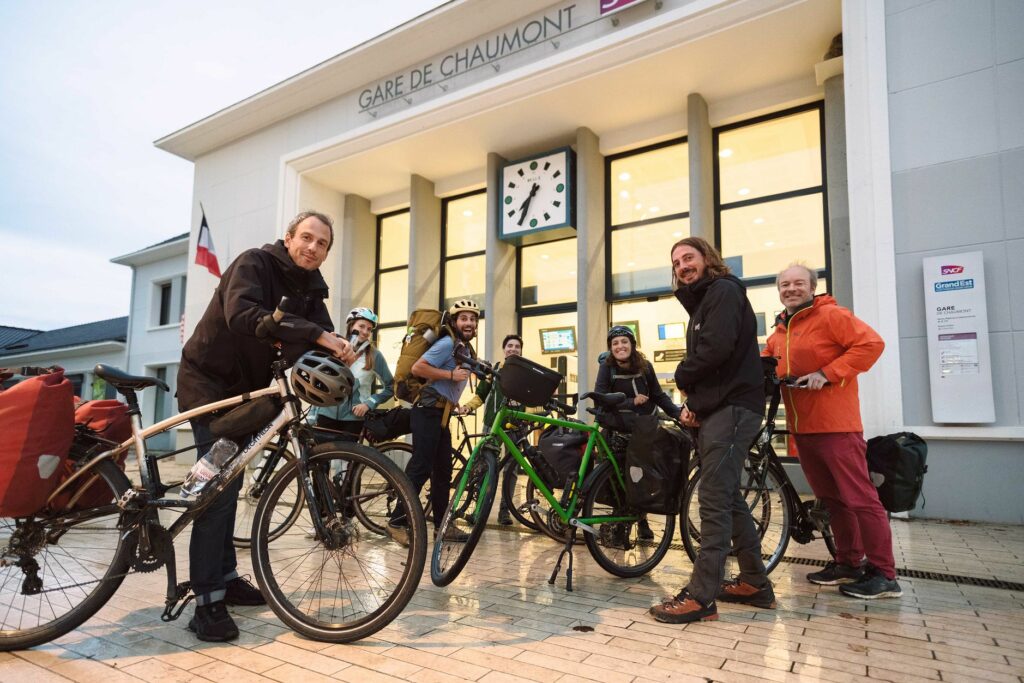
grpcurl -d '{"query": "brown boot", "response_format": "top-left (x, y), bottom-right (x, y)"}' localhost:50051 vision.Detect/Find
top-left (717, 578), bottom-right (777, 609)
top-left (649, 590), bottom-right (718, 624)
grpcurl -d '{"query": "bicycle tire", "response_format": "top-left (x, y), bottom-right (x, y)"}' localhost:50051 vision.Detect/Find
top-left (0, 459), bottom-right (133, 651)
top-left (430, 446), bottom-right (498, 587)
top-left (350, 440), bottom-right (414, 536)
top-left (581, 461), bottom-right (675, 578)
top-left (251, 442), bottom-right (426, 643)
top-left (501, 460), bottom-right (539, 531)
top-left (233, 444), bottom-right (301, 548)
top-left (681, 457), bottom-right (793, 574)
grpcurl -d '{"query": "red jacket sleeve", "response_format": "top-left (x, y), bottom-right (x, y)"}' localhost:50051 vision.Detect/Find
top-left (819, 307), bottom-right (884, 384)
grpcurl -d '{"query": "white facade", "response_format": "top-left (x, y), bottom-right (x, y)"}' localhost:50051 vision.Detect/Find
top-left (156, 0), bottom-right (1024, 522)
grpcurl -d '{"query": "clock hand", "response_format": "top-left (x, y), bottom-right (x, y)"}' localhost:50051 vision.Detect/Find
top-left (517, 183), bottom-right (540, 226)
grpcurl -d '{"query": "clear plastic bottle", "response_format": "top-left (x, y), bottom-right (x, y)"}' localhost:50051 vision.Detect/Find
top-left (180, 438), bottom-right (238, 499)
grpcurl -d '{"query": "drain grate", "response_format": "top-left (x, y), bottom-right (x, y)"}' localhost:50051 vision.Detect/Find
top-left (494, 524), bottom-right (1024, 592)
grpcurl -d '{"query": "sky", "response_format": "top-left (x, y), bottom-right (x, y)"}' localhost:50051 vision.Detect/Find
top-left (0, 0), bottom-right (445, 331)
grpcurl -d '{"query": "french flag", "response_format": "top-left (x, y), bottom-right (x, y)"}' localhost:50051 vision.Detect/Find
top-left (195, 210), bottom-right (221, 278)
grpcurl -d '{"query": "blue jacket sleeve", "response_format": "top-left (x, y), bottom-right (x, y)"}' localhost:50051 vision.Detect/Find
top-left (366, 351), bottom-right (395, 408)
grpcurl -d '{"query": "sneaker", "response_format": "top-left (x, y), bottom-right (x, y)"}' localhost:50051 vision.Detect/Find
top-left (839, 569), bottom-right (903, 599)
top-left (224, 576), bottom-right (266, 606)
top-left (807, 561), bottom-right (864, 586)
top-left (497, 507), bottom-right (513, 526)
top-left (435, 526), bottom-right (470, 543)
top-left (649, 590), bottom-right (718, 624)
top-left (386, 522), bottom-right (410, 547)
top-left (188, 602), bottom-right (239, 642)
top-left (717, 578), bottom-right (777, 609)
top-left (637, 518), bottom-right (654, 541)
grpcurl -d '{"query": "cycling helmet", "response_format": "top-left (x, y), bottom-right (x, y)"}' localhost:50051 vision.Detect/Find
top-left (291, 350), bottom-right (354, 406)
top-left (346, 306), bottom-right (378, 329)
top-left (448, 299), bottom-right (480, 319)
top-left (607, 325), bottom-right (636, 349)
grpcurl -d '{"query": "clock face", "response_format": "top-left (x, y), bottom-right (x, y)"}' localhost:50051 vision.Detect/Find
top-left (500, 148), bottom-right (574, 239)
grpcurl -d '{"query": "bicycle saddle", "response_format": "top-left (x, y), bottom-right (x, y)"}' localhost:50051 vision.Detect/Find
top-left (580, 391), bottom-right (628, 409)
top-left (94, 364), bottom-right (170, 392)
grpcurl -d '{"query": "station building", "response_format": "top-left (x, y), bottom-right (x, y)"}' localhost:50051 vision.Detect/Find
top-left (156, 0), bottom-right (1024, 523)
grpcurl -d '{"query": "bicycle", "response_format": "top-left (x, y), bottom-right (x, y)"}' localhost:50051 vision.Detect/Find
top-left (0, 303), bottom-right (427, 650)
top-left (430, 355), bottom-right (676, 592)
top-left (679, 357), bottom-right (836, 573)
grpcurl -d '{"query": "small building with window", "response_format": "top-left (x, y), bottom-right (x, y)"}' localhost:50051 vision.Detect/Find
top-left (156, 0), bottom-right (1024, 523)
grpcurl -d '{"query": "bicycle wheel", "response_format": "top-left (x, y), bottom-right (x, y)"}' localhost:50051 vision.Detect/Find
top-left (233, 444), bottom-right (301, 548)
top-left (681, 457), bottom-right (792, 574)
top-left (251, 442), bottom-right (426, 643)
top-left (581, 461), bottom-right (675, 578)
top-left (501, 460), bottom-right (539, 531)
top-left (0, 459), bottom-right (133, 651)
top-left (525, 477), bottom-right (571, 542)
top-left (350, 440), bottom-right (413, 536)
top-left (430, 446), bottom-right (497, 587)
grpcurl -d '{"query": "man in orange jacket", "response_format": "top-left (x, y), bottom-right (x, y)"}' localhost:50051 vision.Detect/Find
top-left (764, 264), bottom-right (901, 599)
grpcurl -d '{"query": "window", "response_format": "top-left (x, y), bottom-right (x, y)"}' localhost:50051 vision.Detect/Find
top-left (158, 282), bottom-right (172, 326)
top-left (607, 139), bottom-right (689, 299)
top-left (441, 191), bottom-right (487, 311)
top-left (373, 210), bottom-right (411, 374)
top-left (519, 238), bottom-right (577, 309)
top-left (715, 104), bottom-right (829, 288)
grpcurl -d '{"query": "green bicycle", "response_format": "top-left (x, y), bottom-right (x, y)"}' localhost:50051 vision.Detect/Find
top-left (430, 355), bottom-right (676, 591)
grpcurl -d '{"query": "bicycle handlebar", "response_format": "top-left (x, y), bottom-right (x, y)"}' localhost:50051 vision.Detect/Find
top-left (255, 296), bottom-right (295, 340)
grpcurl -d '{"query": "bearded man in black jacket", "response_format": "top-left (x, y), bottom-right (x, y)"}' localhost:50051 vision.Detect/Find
top-left (650, 236), bottom-right (773, 625)
top-left (178, 211), bottom-right (352, 641)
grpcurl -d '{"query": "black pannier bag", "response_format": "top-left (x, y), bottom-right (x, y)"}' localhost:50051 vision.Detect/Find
top-left (537, 426), bottom-right (589, 489)
top-left (209, 396), bottom-right (282, 440)
top-left (363, 407), bottom-right (412, 441)
top-left (866, 432), bottom-right (928, 513)
top-left (498, 355), bottom-right (562, 407)
top-left (624, 414), bottom-right (692, 514)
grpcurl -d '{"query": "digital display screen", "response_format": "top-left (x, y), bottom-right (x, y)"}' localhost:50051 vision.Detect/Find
top-left (658, 322), bottom-right (686, 340)
top-left (539, 326), bottom-right (577, 354)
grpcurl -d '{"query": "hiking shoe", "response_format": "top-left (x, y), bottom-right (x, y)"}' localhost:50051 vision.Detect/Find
top-left (497, 507), bottom-right (513, 526)
top-left (717, 578), bottom-right (777, 609)
top-left (435, 526), bottom-right (469, 543)
top-left (224, 576), bottom-right (266, 606)
top-left (386, 522), bottom-right (410, 547)
top-left (637, 518), bottom-right (654, 541)
top-left (649, 590), bottom-right (718, 624)
top-left (839, 569), bottom-right (903, 599)
top-left (188, 602), bottom-right (239, 642)
top-left (807, 561), bottom-right (864, 586)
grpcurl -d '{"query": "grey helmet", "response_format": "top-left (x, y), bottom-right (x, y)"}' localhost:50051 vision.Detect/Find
top-left (291, 350), bottom-right (354, 406)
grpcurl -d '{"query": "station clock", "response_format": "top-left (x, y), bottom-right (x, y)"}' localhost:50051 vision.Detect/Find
top-left (499, 146), bottom-right (576, 243)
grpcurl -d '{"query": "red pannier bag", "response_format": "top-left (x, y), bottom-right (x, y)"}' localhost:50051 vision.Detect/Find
top-left (0, 370), bottom-right (75, 517)
top-left (52, 400), bottom-right (132, 511)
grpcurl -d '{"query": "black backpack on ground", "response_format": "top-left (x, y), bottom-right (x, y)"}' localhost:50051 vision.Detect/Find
top-left (623, 414), bottom-right (692, 514)
top-left (866, 432), bottom-right (928, 513)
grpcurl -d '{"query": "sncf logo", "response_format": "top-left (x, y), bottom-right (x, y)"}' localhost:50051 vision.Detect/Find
top-left (941, 265), bottom-right (964, 275)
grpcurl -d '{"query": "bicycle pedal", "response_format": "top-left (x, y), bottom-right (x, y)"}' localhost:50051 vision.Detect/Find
top-left (161, 581), bottom-right (194, 622)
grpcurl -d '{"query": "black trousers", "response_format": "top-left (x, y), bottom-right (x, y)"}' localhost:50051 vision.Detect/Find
top-left (392, 405), bottom-right (453, 527)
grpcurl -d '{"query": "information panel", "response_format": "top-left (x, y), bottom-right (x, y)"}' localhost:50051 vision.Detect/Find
top-left (922, 251), bottom-right (995, 423)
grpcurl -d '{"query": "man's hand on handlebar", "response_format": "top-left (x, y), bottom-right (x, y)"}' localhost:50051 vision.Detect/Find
top-left (454, 404), bottom-right (474, 415)
top-left (680, 406), bottom-right (701, 428)
top-left (317, 331), bottom-right (355, 364)
top-left (788, 370), bottom-right (829, 390)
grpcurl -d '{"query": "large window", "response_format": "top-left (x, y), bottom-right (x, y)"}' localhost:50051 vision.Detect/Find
top-left (374, 210), bottom-right (410, 372)
top-left (715, 104), bottom-right (829, 288)
top-left (607, 139), bottom-right (689, 299)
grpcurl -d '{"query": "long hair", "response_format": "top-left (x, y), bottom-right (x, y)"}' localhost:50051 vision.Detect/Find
top-left (346, 320), bottom-right (377, 371)
top-left (604, 345), bottom-right (648, 375)
top-left (670, 236), bottom-right (730, 289)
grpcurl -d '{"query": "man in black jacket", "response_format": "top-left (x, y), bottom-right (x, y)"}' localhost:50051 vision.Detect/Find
top-left (178, 210), bottom-right (352, 641)
top-left (650, 236), bottom-right (772, 625)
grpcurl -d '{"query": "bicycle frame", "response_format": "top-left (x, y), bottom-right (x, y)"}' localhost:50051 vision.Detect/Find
top-left (460, 405), bottom-right (635, 532)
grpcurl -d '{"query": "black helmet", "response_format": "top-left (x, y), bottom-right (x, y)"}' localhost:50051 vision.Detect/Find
top-left (606, 325), bottom-right (636, 349)
top-left (291, 350), bottom-right (354, 406)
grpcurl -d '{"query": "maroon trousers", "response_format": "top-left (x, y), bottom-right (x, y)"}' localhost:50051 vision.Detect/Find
top-left (795, 432), bottom-right (896, 579)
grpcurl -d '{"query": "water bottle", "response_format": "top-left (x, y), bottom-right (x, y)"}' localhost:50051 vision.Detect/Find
top-left (180, 438), bottom-right (238, 499)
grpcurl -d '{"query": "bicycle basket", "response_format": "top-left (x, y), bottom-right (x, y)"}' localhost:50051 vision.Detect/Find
top-left (498, 355), bottom-right (562, 407)
top-left (210, 396), bottom-right (282, 439)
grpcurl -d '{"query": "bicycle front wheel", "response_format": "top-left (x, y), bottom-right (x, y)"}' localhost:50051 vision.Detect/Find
top-left (0, 459), bottom-right (133, 651)
top-left (681, 457), bottom-right (792, 574)
top-left (350, 440), bottom-right (413, 536)
top-left (233, 444), bottom-right (301, 548)
top-left (251, 442), bottom-right (426, 643)
top-left (581, 461), bottom-right (675, 578)
top-left (430, 447), bottom-right (497, 587)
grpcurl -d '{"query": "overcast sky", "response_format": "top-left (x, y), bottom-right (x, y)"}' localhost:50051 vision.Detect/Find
top-left (0, 0), bottom-right (445, 331)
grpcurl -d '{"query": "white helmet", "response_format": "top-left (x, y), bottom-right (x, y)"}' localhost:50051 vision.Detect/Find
top-left (345, 307), bottom-right (378, 329)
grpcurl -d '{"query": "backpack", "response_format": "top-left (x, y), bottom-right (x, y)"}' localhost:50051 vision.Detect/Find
top-left (866, 432), bottom-right (928, 513)
top-left (392, 309), bottom-right (451, 403)
top-left (624, 414), bottom-right (691, 514)
top-left (0, 369), bottom-right (75, 517)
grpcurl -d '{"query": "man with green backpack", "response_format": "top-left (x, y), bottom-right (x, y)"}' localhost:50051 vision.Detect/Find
top-left (387, 299), bottom-right (480, 545)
